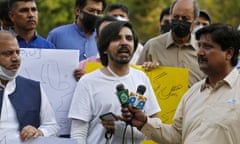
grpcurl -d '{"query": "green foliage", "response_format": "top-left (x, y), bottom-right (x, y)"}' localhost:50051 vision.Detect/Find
top-left (36, 0), bottom-right (240, 43)
top-left (37, 0), bottom-right (75, 38)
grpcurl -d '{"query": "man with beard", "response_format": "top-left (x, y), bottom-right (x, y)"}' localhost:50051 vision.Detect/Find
top-left (68, 21), bottom-right (160, 144)
top-left (121, 23), bottom-right (240, 144)
top-left (8, 0), bottom-right (55, 48)
top-left (137, 0), bottom-right (205, 87)
top-left (105, 3), bottom-right (144, 65)
top-left (47, 0), bottom-right (106, 61)
top-left (0, 31), bottom-right (59, 141)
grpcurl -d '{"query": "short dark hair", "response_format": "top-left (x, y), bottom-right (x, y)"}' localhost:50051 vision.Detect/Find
top-left (106, 3), bottom-right (129, 16)
top-left (160, 7), bottom-right (170, 22)
top-left (95, 16), bottom-right (118, 36)
top-left (8, 0), bottom-right (36, 10)
top-left (97, 21), bottom-right (138, 66)
top-left (75, 0), bottom-right (106, 11)
top-left (199, 10), bottom-right (211, 24)
top-left (0, 1), bottom-right (12, 26)
top-left (196, 23), bottom-right (240, 66)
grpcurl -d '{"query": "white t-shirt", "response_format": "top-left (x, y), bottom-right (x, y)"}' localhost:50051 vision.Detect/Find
top-left (69, 67), bottom-right (160, 144)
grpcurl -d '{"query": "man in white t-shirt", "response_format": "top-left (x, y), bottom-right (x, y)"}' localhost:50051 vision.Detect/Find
top-left (68, 21), bottom-right (160, 144)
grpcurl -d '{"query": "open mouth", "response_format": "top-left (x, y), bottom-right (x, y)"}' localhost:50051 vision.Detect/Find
top-left (117, 46), bottom-right (130, 55)
top-left (198, 57), bottom-right (208, 64)
top-left (117, 50), bottom-right (130, 58)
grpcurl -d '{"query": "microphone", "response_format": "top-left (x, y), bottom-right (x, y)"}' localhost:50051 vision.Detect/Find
top-left (116, 84), bottom-right (132, 126)
top-left (116, 84), bottom-right (129, 107)
top-left (129, 85), bottom-right (147, 110)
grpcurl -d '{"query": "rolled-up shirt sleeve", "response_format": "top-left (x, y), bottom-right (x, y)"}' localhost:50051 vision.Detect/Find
top-left (141, 117), bottom-right (182, 144)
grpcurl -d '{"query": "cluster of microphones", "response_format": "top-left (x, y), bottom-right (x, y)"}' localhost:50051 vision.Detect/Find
top-left (101, 84), bottom-right (147, 143)
top-left (116, 84), bottom-right (147, 110)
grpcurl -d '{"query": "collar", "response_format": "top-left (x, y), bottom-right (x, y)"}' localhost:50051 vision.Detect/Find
top-left (73, 22), bottom-right (96, 37)
top-left (165, 31), bottom-right (198, 50)
top-left (0, 78), bottom-right (16, 94)
top-left (200, 68), bottom-right (239, 91)
top-left (14, 31), bottom-right (38, 41)
top-left (0, 81), bottom-right (5, 88)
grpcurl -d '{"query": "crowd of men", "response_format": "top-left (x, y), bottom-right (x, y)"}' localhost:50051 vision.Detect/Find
top-left (1, 0), bottom-right (240, 144)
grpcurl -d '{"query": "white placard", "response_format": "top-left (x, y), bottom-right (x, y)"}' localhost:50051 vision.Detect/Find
top-left (19, 48), bottom-right (79, 135)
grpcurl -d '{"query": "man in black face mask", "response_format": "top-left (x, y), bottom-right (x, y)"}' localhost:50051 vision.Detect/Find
top-left (137, 0), bottom-right (205, 87)
top-left (80, 10), bottom-right (101, 33)
top-left (47, 0), bottom-right (106, 137)
top-left (47, 0), bottom-right (106, 61)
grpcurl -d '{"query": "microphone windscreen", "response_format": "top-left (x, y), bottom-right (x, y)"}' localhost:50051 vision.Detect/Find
top-left (116, 84), bottom-right (125, 92)
top-left (116, 84), bottom-right (129, 106)
top-left (136, 85), bottom-right (146, 95)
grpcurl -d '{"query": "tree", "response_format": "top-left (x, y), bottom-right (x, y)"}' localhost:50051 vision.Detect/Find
top-left (37, 0), bottom-right (240, 43)
top-left (37, 0), bottom-right (75, 38)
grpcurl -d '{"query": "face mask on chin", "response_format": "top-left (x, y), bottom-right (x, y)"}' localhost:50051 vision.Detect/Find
top-left (0, 65), bottom-right (18, 81)
top-left (80, 10), bottom-right (100, 32)
top-left (115, 16), bottom-right (128, 21)
top-left (171, 19), bottom-right (191, 38)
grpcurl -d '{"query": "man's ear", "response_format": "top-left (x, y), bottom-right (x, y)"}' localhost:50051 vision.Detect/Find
top-left (74, 7), bottom-right (81, 17)
top-left (8, 11), bottom-right (14, 23)
top-left (226, 47), bottom-right (234, 60)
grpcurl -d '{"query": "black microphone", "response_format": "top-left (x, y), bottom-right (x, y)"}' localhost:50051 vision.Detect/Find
top-left (116, 84), bottom-right (129, 107)
top-left (136, 85), bottom-right (146, 95)
top-left (129, 85), bottom-right (147, 110)
top-left (116, 84), bottom-right (133, 126)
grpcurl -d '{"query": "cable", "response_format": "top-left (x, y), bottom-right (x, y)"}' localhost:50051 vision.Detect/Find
top-left (105, 130), bottom-right (113, 144)
top-left (122, 124), bottom-right (134, 144)
top-left (131, 126), bottom-right (134, 144)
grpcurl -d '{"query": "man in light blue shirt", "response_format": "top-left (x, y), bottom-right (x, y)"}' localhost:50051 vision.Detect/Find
top-left (47, 23), bottom-right (97, 60)
top-left (47, 0), bottom-right (106, 61)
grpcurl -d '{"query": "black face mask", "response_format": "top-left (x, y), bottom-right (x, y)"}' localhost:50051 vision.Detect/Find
top-left (160, 24), bottom-right (171, 34)
top-left (171, 19), bottom-right (191, 38)
top-left (80, 10), bottom-right (100, 32)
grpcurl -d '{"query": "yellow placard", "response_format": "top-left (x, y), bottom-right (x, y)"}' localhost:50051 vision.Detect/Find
top-left (85, 62), bottom-right (103, 73)
top-left (144, 66), bottom-right (188, 124)
top-left (86, 62), bottom-right (189, 144)
top-left (131, 65), bottom-right (189, 144)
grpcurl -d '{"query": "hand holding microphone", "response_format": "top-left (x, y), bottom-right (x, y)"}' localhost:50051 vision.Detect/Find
top-left (117, 84), bottom-right (148, 128)
top-left (121, 106), bottom-right (147, 130)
